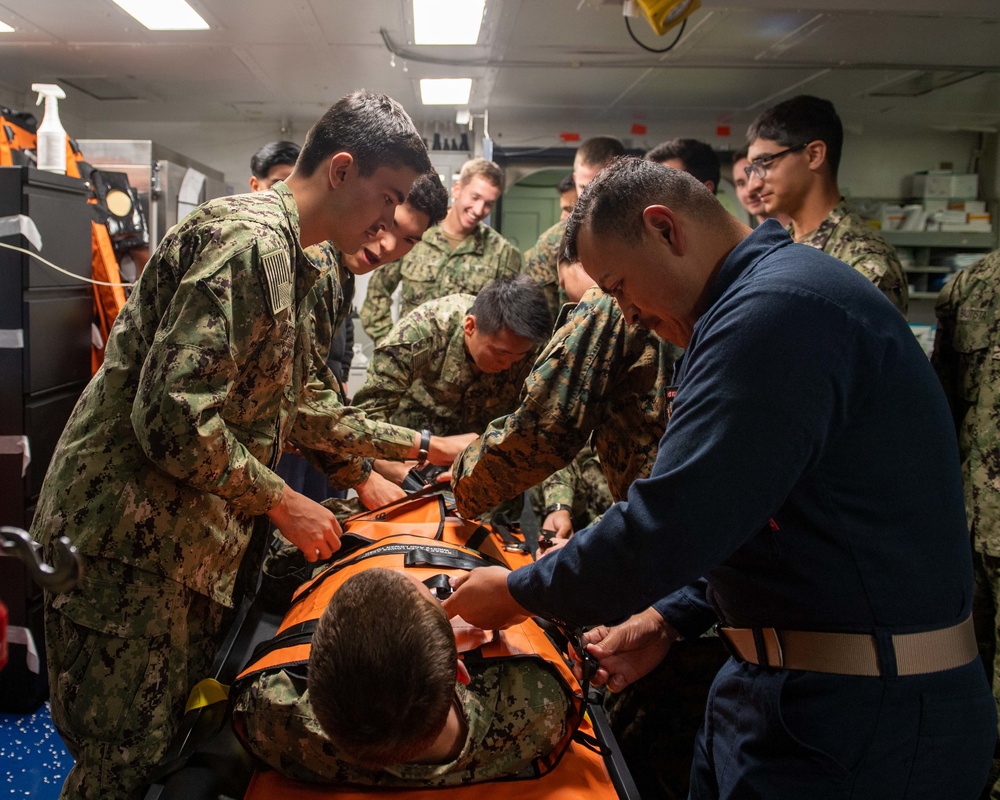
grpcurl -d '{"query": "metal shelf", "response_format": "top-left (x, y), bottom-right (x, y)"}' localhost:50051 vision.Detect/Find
top-left (883, 230), bottom-right (995, 248)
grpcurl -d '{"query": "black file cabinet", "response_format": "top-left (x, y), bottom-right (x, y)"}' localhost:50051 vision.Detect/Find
top-left (0, 167), bottom-right (92, 712)
top-left (0, 166), bottom-right (92, 527)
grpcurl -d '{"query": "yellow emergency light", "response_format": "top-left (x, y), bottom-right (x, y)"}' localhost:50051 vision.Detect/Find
top-left (634, 0), bottom-right (701, 36)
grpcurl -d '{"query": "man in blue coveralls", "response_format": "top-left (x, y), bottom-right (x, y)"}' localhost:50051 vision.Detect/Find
top-left (444, 156), bottom-right (997, 799)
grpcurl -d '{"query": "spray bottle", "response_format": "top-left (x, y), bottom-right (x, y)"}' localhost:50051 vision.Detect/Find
top-left (31, 83), bottom-right (67, 174)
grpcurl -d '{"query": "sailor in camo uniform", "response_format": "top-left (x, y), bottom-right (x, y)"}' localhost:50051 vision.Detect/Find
top-left (452, 286), bottom-right (677, 513)
top-left (232, 646), bottom-right (573, 787)
top-left (360, 158), bottom-right (522, 344)
top-left (532, 443), bottom-right (614, 538)
top-left (791, 198), bottom-right (909, 315)
top-left (933, 248), bottom-right (1000, 798)
top-left (523, 217), bottom-right (567, 324)
top-left (353, 289), bottom-right (547, 438)
top-left (450, 287), bottom-right (729, 799)
top-left (30, 160), bottom-right (430, 799)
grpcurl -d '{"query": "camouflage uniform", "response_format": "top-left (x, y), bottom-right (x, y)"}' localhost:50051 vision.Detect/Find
top-left (360, 223), bottom-right (522, 344)
top-left (523, 218), bottom-right (568, 323)
top-left (30, 185), bottom-right (416, 800)
top-left (452, 286), bottom-right (678, 514)
top-left (932, 249), bottom-right (1000, 797)
top-left (532, 445), bottom-right (614, 533)
top-left (353, 294), bottom-right (536, 435)
top-left (791, 199), bottom-right (909, 315)
top-left (232, 657), bottom-right (573, 787)
top-left (450, 288), bottom-right (726, 800)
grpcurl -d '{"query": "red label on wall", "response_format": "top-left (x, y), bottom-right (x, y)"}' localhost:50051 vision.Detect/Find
top-left (631, 123), bottom-right (647, 135)
top-left (716, 125), bottom-right (731, 137)
top-left (560, 132), bottom-right (581, 142)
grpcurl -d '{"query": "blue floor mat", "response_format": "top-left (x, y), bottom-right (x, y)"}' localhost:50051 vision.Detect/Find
top-left (0, 702), bottom-right (72, 798)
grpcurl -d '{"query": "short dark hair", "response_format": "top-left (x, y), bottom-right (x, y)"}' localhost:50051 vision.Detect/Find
top-left (470, 274), bottom-right (552, 343)
top-left (308, 569), bottom-right (456, 769)
top-left (407, 173), bottom-right (449, 226)
top-left (732, 146), bottom-right (749, 163)
top-left (564, 156), bottom-right (724, 262)
top-left (297, 90), bottom-right (431, 179)
top-left (576, 136), bottom-right (626, 168)
top-left (250, 140), bottom-right (300, 180)
top-left (644, 139), bottom-right (721, 194)
top-left (557, 174), bottom-right (576, 195)
top-left (746, 95), bottom-right (843, 179)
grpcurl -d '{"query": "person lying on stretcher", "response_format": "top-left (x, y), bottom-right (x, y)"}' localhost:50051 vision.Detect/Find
top-left (232, 568), bottom-right (575, 787)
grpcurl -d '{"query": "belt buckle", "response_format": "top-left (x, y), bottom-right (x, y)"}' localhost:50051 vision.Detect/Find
top-left (715, 622), bottom-right (745, 663)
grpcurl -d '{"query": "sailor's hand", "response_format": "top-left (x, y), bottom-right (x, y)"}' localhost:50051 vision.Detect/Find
top-left (372, 459), bottom-right (415, 488)
top-left (355, 469), bottom-right (406, 508)
top-left (442, 567), bottom-right (530, 629)
top-left (266, 484), bottom-right (342, 562)
top-left (428, 432), bottom-right (479, 466)
top-left (543, 509), bottom-right (573, 539)
top-left (574, 607), bottom-right (679, 692)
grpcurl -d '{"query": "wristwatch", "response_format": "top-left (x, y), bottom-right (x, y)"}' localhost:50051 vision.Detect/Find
top-left (543, 503), bottom-right (572, 516)
top-left (416, 429), bottom-right (432, 467)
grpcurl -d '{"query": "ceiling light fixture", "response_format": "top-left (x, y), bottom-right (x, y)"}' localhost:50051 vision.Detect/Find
top-left (111, 0), bottom-right (209, 31)
top-left (420, 78), bottom-right (472, 105)
top-left (0, 20), bottom-right (14, 33)
top-left (413, 0), bottom-right (485, 45)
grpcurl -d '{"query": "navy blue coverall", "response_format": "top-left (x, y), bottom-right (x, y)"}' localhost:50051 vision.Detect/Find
top-left (509, 222), bottom-right (996, 799)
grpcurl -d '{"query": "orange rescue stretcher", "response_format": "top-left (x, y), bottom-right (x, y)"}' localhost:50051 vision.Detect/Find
top-left (143, 485), bottom-right (639, 800)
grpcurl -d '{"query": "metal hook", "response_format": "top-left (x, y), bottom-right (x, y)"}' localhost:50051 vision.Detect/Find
top-left (1, 527), bottom-right (83, 594)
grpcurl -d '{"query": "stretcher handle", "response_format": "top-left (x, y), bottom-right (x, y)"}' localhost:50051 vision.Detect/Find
top-left (0, 527), bottom-right (83, 594)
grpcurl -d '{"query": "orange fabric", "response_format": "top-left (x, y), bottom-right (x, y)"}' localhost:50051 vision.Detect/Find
top-left (244, 718), bottom-right (619, 800)
top-left (90, 221), bottom-right (127, 374)
top-left (0, 110), bottom-right (36, 167)
top-left (237, 494), bottom-right (622, 798)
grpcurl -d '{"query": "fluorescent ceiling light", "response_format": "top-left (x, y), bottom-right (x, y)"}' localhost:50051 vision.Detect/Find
top-left (0, 20), bottom-right (14, 33)
top-left (111, 0), bottom-right (209, 31)
top-left (413, 0), bottom-right (485, 45)
top-left (420, 78), bottom-right (472, 105)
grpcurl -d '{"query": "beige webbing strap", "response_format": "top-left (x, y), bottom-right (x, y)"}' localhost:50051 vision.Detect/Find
top-left (720, 616), bottom-right (976, 677)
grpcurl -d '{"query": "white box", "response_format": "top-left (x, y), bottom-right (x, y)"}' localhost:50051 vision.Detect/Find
top-left (948, 200), bottom-right (986, 215)
top-left (950, 174), bottom-right (978, 199)
top-left (911, 172), bottom-right (953, 199)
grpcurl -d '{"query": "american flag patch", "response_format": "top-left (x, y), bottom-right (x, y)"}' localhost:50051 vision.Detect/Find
top-left (261, 249), bottom-right (292, 314)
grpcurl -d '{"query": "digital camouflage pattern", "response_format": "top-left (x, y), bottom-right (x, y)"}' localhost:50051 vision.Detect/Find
top-left (30, 186), bottom-right (418, 799)
top-left (791, 199), bottom-right (909, 314)
top-left (31, 184), bottom-right (415, 607)
top-left (232, 659), bottom-right (574, 787)
top-left (45, 557), bottom-right (227, 800)
top-left (523, 218), bottom-right (568, 323)
top-left (353, 294), bottom-right (537, 435)
top-left (932, 249), bottom-right (1000, 797)
top-left (532, 445), bottom-right (614, 532)
top-left (359, 223), bottom-right (522, 344)
top-left (295, 242), bottom-right (373, 488)
top-left (452, 286), bottom-right (679, 517)
top-left (933, 249), bottom-right (1000, 559)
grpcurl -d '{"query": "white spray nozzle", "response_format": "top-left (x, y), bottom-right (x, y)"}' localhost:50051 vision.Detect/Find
top-left (32, 83), bottom-right (66, 104)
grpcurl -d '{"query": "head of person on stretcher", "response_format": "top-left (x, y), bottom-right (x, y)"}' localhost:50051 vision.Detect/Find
top-left (308, 568), bottom-right (471, 769)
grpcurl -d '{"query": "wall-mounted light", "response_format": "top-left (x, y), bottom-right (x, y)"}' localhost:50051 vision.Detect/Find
top-left (111, 0), bottom-right (209, 31)
top-left (0, 20), bottom-right (14, 32)
top-left (413, 0), bottom-right (485, 45)
top-left (420, 78), bottom-right (472, 105)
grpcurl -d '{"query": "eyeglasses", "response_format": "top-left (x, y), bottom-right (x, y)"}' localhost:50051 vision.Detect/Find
top-left (744, 143), bottom-right (808, 179)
